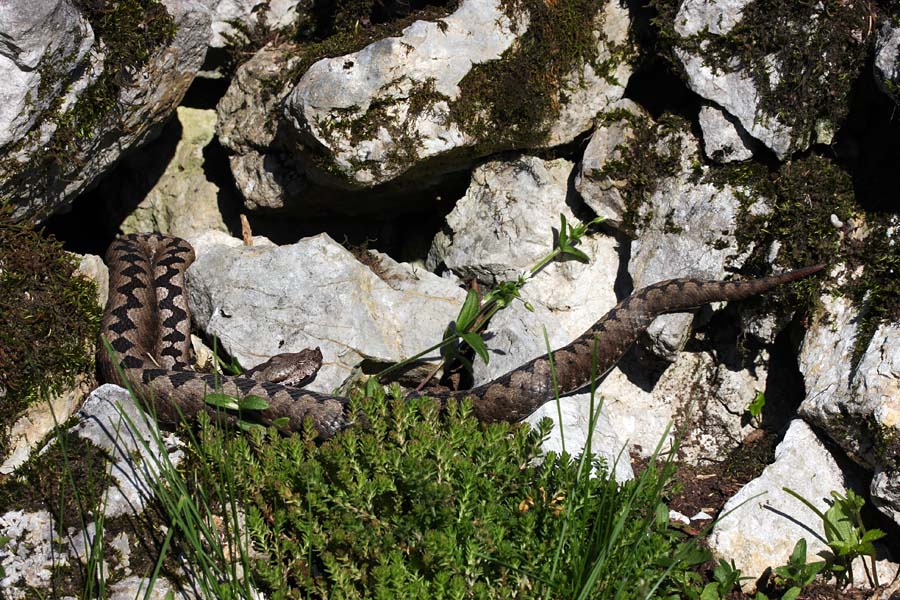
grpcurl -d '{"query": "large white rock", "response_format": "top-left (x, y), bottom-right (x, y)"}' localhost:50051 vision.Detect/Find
top-left (280, 0), bottom-right (632, 189)
top-left (708, 420), bottom-right (849, 589)
top-left (186, 233), bottom-right (467, 392)
top-left (204, 0), bottom-right (306, 48)
top-left (0, 0), bottom-right (95, 149)
top-left (799, 290), bottom-right (900, 525)
top-left (2, 0), bottom-right (210, 222)
top-left (697, 104), bottom-right (754, 163)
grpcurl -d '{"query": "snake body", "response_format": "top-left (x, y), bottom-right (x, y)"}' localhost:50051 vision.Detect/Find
top-left (99, 233), bottom-right (824, 439)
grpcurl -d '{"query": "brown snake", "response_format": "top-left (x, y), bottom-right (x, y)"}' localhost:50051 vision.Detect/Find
top-left (99, 233), bottom-right (824, 439)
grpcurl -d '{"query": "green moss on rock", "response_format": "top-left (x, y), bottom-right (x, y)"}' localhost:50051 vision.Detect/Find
top-left (449, 0), bottom-right (633, 150)
top-left (653, 0), bottom-right (870, 152)
top-left (0, 214), bottom-right (101, 452)
top-left (0, 0), bottom-right (176, 216)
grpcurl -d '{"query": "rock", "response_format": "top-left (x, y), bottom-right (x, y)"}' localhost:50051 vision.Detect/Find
top-left (875, 23), bottom-right (900, 103)
top-left (429, 156), bottom-right (579, 283)
top-left (185, 233), bottom-right (467, 392)
top-left (0, 509), bottom-right (61, 593)
top-left (1, 0), bottom-right (210, 222)
top-left (0, 0), bottom-right (95, 150)
top-left (697, 104), bottom-right (754, 163)
top-left (75, 253), bottom-right (109, 309)
top-left (205, 0), bottom-right (308, 48)
top-left (71, 385), bottom-right (185, 518)
top-left (627, 125), bottom-right (767, 359)
top-left (426, 155), bottom-right (620, 379)
top-left (707, 419), bottom-right (896, 591)
top-left (599, 349), bottom-right (767, 464)
top-left (799, 292), bottom-right (900, 525)
top-left (0, 375), bottom-right (91, 475)
top-left (523, 394), bottom-right (634, 483)
top-left (275, 0), bottom-right (632, 190)
top-left (101, 107), bottom-right (230, 237)
top-left (574, 99), bottom-right (646, 227)
top-left (216, 43), bottom-right (310, 210)
top-left (666, 0), bottom-right (868, 160)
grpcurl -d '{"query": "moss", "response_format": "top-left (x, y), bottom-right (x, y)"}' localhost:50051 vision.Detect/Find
top-left (0, 0), bottom-right (176, 218)
top-left (652, 0), bottom-right (870, 154)
top-left (590, 111), bottom-right (690, 234)
top-left (448, 0), bottom-right (634, 151)
top-left (709, 155), bottom-right (899, 363)
top-left (0, 213), bottom-right (101, 453)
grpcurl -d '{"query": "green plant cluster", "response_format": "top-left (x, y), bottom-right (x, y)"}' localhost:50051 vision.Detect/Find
top-left (0, 215), bottom-right (101, 449)
top-left (190, 387), bottom-right (706, 599)
top-left (652, 0), bottom-right (871, 154)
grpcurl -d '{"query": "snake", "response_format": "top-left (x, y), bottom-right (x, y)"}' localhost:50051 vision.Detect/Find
top-left (98, 233), bottom-right (824, 440)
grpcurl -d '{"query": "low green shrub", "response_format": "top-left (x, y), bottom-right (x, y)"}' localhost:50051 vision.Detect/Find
top-left (190, 385), bottom-right (703, 599)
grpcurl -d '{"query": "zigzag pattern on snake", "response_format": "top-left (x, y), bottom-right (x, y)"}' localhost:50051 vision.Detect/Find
top-left (98, 233), bottom-right (824, 440)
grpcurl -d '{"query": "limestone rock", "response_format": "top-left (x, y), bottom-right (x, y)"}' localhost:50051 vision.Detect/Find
top-left (283, 0), bottom-right (632, 189)
top-left (204, 0), bottom-right (309, 48)
top-left (875, 23), bottom-right (900, 103)
top-left (185, 233), bottom-right (467, 392)
top-left (707, 419), bottom-right (895, 590)
top-left (1, 0), bottom-right (210, 222)
top-left (667, 0), bottom-right (868, 160)
top-left (799, 292), bottom-right (900, 525)
top-left (697, 104), bottom-right (754, 163)
top-left (0, 0), bottom-right (95, 150)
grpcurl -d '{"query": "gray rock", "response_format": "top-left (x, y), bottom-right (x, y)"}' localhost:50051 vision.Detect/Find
top-left (216, 43), bottom-right (309, 210)
top-left (205, 0), bottom-right (308, 48)
top-left (185, 233), bottom-right (467, 392)
top-left (279, 0), bottom-right (632, 189)
top-left (71, 385), bottom-right (185, 518)
top-left (427, 155), bottom-right (620, 381)
top-left (2, 0), bottom-right (210, 222)
top-left (598, 349), bottom-right (766, 464)
top-left (673, 0), bottom-right (753, 36)
top-left (697, 104), bottom-right (754, 163)
top-left (0, 0), bottom-right (95, 150)
top-left (707, 419), bottom-right (895, 590)
top-left (523, 394), bottom-right (634, 483)
top-left (799, 292), bottom-right (900, 525)
top-left (628, 127), bottom-right (766, 358)
top-left (574, 99), bottom-right (647, 226)
top-left (676, 48), bottom-right (794, 159)
top-left (875, 23), bottom-right (900, 102)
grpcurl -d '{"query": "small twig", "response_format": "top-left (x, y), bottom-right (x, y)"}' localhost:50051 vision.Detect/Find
top-left (240, 214), bottom-right (253, 246)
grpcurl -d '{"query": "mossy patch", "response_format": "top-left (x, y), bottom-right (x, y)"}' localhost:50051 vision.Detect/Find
top-left (709, 155), bottom-right (899, 363)
top-left (0, 0), bottom-right (176, 219)
top-left (448, 0), bottom-right (635, 151)
top-left (0, 214), bottom-right (101, 454)
top-left (589, 110), bottom-right (692, 234)
top-left (652, 0), bottom-right (870, 154)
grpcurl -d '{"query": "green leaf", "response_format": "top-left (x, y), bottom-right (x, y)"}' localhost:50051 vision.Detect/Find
top-left (272, 417), bottom-right (291, 428)
top-left (781, 587), bottom-right (801, 600)
top-left (460, 332), bottom-right (489, 365)
top-left (365, 377), bottom-right (384, 399)
top-left (700, 582), bottom-right (721, 600)
top-left (748, 390), bottom-right (766, 418)
top-left (203, 393), bottom-right (240, 410)
top-left (558, 213), bottom-right (570, 246)
top-left (560, 245), bottom-right (590, 263)
top-left (238, 395), bottom-right (270, 411)
top-left (456, 289), bottom-right (480, 331)
top-left (237, 420), bottom-right (265, 433)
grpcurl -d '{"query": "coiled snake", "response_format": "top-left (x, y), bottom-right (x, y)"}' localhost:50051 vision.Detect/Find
top-left (99, 233), bottom-right (824, 439)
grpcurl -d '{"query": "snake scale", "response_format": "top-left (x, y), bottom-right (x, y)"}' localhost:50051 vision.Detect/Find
top-left (99, 233), bottom-right (824, 440)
